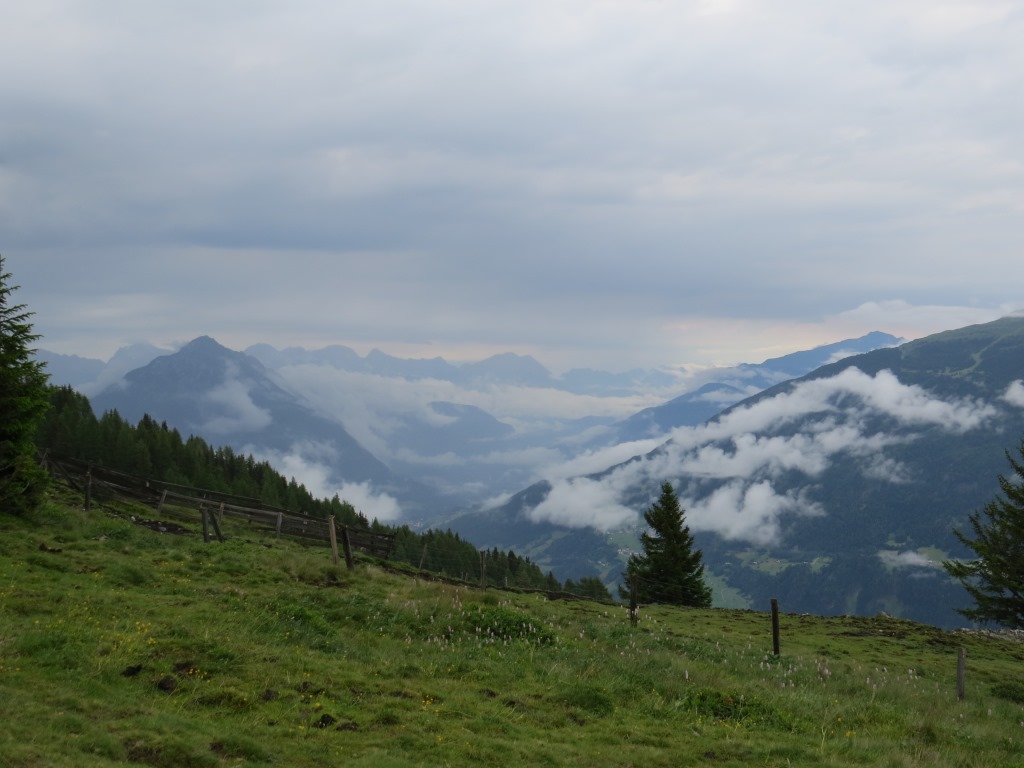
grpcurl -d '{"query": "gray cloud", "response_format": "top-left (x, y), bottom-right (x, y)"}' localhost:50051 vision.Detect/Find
top-left (6, 2), bottom-right (1024, 371)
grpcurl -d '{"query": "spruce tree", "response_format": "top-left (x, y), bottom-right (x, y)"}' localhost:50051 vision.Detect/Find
top-left (572, 576), bottom-right (613, 602)
top-left (0, 256), bottom-right (50, 515)
top-left (622, 481), bottom-right (712, 608)
top-left (944, 438), bottom-right (1024, 628)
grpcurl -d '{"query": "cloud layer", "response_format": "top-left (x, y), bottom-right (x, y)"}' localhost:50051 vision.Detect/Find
top-left (5, 2), bottom-right (1024, 370)
top-left (246, 444), bottom-right (403, 523)
top-left (527, 367), bottom-right (1003, 543)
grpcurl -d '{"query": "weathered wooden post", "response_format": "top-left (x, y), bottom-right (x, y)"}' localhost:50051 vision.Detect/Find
top-left (157, 489), bottom-right (168, 514)
top-left (201, 506), bottom-right (210, 543)
top-left (340, 526), bottom-right (355, 570)
top-left (210, 502), bottom-right (225, 542)
top-left (275, 512), bottom-right (283, 538)
top-left (629, 577), bottom-right (639, 627)
top-left (479, 551), bottom-right (486, 588)
top-left (85, 463), bottom-right (93, 511)
top-left (771, 598), bottom-right (781, 657)
top-left (419, 543), bottom-right (428, 570)
top-left (327, 516), bottom-right (340, 566)
top-left (956, 647), bottom-right (967, 701)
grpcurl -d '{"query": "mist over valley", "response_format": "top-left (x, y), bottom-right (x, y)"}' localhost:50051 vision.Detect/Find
top-left (39, 317), bottom-right (1024, 627)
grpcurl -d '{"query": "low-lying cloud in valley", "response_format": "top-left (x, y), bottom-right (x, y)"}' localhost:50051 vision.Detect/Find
top-left (199, 367), bottom-right (274, 435)
top-left (684, 481), bottom-right (825, 548)
top-left (877, 550), bottom-right (941, 570)
top-left (266, 362), bottom-right (665, 500)
top-left (1003, 380), bottom-right (1024, 409)
top-left (527, 476), bottom-right (638, 531)
top-left (525, 368), bottom-right (1005, 545)
top-left (276, 364), bottom-right (660, 446)
top-left (248, 443), bottom-right (404, 523)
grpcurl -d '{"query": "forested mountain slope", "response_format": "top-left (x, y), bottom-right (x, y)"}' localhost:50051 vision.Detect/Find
top-left (460, 316), bottom-right (1024, 628)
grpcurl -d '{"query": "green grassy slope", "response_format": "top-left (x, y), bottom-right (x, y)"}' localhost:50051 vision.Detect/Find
top-left (3, 485), bottom-right (1024, 767)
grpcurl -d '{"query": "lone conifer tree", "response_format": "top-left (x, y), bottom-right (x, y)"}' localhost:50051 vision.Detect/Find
top-left (622, 481), bottom-right (712, 607)
top-left (944, 438), bottom-right (1024, 628)
top-left (0, 256), bottom-right (50, 515)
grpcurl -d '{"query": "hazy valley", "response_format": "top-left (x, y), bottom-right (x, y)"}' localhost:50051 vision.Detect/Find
top-left (38, 318), bottom-right (1024, 627)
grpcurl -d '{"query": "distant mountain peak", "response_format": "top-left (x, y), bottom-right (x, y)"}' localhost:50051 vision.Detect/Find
top-left (180, 335), bottom-right (231, 354)
top-left (750, 331), bottom-right (904, 377)
top-left (90, 337), bottom-right (394, 490)
top-left (461, 352), bottom-right (554, 387)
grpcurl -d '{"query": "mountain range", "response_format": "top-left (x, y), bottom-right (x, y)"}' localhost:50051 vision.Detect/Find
top-left (595, 331), bottom-right (905, 446)
top-left (455, 316), bottom-right (1024, 628)
top-left (41, 331), bottom-right (900, 523)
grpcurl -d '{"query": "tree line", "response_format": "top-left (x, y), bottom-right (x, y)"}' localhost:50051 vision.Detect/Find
top-left (36, 386), bottom-right (367, 524)
top-left (32, 383), bottom-right (607, 597)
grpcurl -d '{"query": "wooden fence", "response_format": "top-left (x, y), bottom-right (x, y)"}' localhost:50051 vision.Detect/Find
top-left (41, 452), bottom-right (394, 564)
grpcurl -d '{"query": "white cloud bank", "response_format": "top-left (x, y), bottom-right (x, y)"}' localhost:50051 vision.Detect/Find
top-left (332, 482), bottom-right (403, 524)
top-left (684, 482), bottom-right (825, 548)
top-left (527, 477), bottom-right (637, 531)
top-left (199, 364), bottom-right (273, 435)
top-left (274, 364), bottom-right (658, 462)
top-left (878, 550), bottom-right (940, 570)
top-left (1003, 380), bottom-right (1024, 408)
top-left (246, 443), bottom-right (403, 523)
top-left (526, 368), bottom-right (1002, 544)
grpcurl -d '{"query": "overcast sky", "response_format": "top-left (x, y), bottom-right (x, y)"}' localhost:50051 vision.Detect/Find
top-left (5, 1), bottom-right (1024, 373)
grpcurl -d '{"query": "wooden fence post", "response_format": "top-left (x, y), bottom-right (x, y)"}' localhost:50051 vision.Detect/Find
top-left (327, 516), bottom-right (340, 566)
top-left (85, 463), bottom-right (93, 511)
top-left (201, 506), bottom-right (210, 543)
top-left (956, 647), bottom-right (967, 701)
top-left (419, 543), bottom-right (428, 570)
top-left (275, 512), bottom-right (283, 537)
top-left (479, 551), bottom-right (486, 588)
top-left (157, 489), bottom-right (168, 514)
top-left (340, 526), bottom-right (354, 570)
top-left (210, 505), bottom-right (224, 542)
top-left (771, 598), bottom-right (781, 657)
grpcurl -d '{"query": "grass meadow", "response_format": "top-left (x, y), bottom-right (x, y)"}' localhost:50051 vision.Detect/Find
top-left (2, 484), bottom-right (1024, 767)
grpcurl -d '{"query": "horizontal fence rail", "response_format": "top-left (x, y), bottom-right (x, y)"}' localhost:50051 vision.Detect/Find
top-left (41, 452), bottom-right (394, 562)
